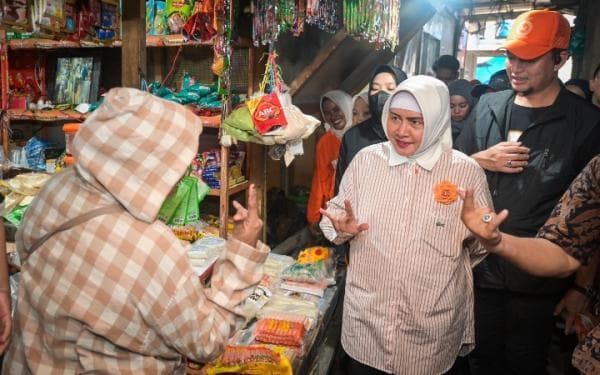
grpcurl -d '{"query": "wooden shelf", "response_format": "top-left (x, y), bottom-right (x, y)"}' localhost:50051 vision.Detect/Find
top-left (8, 38), bottom-right (122, 50)
top-left (8, 109), bottom-right (88, 122)
top-left (146, 35), bottom-right (213, 47)
top-left (8, 108), bottom-right (220, 126)
top-left (207, 180), bottom-right (249, 197)
top-left (4, 35), bottom-right (254, 50)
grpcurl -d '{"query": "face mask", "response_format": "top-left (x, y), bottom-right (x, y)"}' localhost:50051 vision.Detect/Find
top-left (369, 91), bottom-right (391, 121)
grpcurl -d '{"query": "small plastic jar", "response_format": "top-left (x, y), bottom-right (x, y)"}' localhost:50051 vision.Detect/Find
top-left (63, 123), bottom-right (81, 157)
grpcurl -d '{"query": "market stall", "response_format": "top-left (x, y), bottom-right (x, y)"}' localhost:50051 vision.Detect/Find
top-left (0, 0), bottom-right (406, 373)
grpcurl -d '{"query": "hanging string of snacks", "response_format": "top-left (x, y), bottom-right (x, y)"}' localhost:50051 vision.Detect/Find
top-left (252, 0), bottom-right (278, 46)
top-left (305, 0), bottom-right (341, 33)
top-left (259, 48), bottom-right (286, 94)
top-left (252, 0), bottom-right (307, 46)
top-left (343, 0), bottom-right (401, 49)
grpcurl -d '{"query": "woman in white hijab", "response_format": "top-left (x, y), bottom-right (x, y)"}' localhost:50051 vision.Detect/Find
top-left (320, 76), bottom-right (493, 375)
top-left (352, 91), bottom-right (371, 126)
top-left (307, 90), bottom-right (353, 235)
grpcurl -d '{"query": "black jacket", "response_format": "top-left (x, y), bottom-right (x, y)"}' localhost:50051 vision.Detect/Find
top-left (334, 65), bottom-right (406, 192)
top-left (334, 116), bottom-right (387, 191)
top-left (455, 87), bottom-right (600, 294)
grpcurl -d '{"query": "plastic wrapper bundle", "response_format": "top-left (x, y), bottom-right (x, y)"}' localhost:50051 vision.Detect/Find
top-left (263, 253), bottom-right (295, 279)
top-left (0, 173), bottom-right (52, 223)
top-left (222, 92), bottom-right (320, 146)
top-left (24, 137), bottom-right (47, 171)
top-left (187, 235), bottom-right (226, 279)
top-left (204, 345), bottom-right (293, 375)
top-left (280, 260), bottom-right (335, 285)
top-left (148, 73), bottom-right (222, 107)
top-left (257, 294), bottom-right (320, 329)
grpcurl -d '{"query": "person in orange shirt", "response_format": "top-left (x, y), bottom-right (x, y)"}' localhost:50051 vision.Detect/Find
top-left (307, 90), bottom-right (353, 236)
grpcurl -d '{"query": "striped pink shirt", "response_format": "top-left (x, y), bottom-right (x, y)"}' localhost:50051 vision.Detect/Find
top-left (321, 143), bottom-right (492, 374)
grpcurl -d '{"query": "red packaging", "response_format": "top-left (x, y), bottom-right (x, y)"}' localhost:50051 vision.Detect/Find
top-left (247, 93), bottom-right (288, 134)
top-left (8, 52), bottom-right (46, 102)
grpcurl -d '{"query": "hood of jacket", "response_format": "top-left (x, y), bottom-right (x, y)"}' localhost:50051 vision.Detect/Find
top-left (73, 88), bottom-right (203, 223)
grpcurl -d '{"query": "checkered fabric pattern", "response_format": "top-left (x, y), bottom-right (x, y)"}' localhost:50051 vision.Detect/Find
top-left (3, 88), bottom-right (269, 374)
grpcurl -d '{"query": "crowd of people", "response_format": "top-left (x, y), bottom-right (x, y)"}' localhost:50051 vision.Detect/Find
top-left (0, 7), bottom-right (599, 375)
top-left (309, 8), bottom-right (600, 375)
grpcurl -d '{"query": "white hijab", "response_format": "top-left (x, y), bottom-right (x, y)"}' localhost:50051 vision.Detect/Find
top-left (352, 91), bottom-right (369, 109)
top-left (320, 90), bottom-right (354, 139)
top-left (381, 75), bottom-right (452, 170)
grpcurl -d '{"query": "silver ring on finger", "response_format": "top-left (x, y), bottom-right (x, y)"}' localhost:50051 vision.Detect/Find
top-left (482, 213), bottom-right (493, 223)
top-left (505, 160), bottom-right (513, 168)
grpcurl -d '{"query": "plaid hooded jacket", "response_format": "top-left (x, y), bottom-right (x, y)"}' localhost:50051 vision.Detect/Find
top-left (3, 88), bottom-right (269, 374)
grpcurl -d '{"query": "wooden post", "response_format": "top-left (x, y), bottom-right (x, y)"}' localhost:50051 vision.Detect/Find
top-left (121, 0), bottom-right (146, 88)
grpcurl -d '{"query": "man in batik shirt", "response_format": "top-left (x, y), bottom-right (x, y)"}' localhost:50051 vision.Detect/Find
top-left (460, 154), bottom-right (600, 374)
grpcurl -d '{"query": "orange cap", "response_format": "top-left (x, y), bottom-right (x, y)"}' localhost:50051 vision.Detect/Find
top-left (502, 10), bottom-right (571, 60)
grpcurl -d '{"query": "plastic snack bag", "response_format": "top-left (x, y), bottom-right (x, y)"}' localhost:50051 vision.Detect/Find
top-left (246, 93), bottom-right (288, 135)
top-left (255, 318), bottom-right (306, 347)
top-left (152, 1), bottom-right (167, 35)
top-left (205, 345), bottom-right (292, 375)
top-left (166, 0), bottom-right (193, 33)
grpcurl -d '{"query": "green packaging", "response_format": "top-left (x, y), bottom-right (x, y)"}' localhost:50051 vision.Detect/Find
top-left (158, 176), bottom-right (192, 223)
top-left (184, 176), bottom-right (199, 225)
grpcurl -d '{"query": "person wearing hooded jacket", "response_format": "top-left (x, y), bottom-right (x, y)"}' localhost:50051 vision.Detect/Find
top-left (3, 88), bottom-right (269, 374)
top-left (320, 76), bottom-right (492, 375)
top-left (334, 64), bottom-right (407, 193)
top-left (307, 90), bottom-right (353, 235)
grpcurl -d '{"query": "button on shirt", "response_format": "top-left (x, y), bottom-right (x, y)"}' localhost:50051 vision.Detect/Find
top-left (321, 144), bottom-right (492, 374)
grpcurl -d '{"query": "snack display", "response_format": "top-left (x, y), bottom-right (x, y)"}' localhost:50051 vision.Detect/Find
top-left (255, 318), bottom-right (306, 347)
top-left (297, 246), bottom-right (330, 264)
top-left (205, 345), bottom-right (293, 375)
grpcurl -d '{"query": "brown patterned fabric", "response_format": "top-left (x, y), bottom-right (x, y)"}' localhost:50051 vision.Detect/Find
top-left (537, 155), bottom-right (600, 374)
top-left (537, 155), bottom-right (600, 266)
top-left (3, 88), bottom-right (269, 374)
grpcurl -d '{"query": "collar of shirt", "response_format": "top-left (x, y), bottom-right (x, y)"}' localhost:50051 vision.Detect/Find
top-left (385, 142), bottom-right (442, 171)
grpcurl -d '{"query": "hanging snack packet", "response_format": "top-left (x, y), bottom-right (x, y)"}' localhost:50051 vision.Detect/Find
top-left (166, 0), bottom-right (194, 34)
top-left (246, 93), bottom-right (288, 134)
top-left (168, 175), bottom-right (197, 226)
top-left (145, 0), bottom-right (155, 34)
top-left (158, 175), bottom-right (193, 224)
top-left (100, 1), bottom-right (117, 29)
top-left (38, 0), bottom-right (65, 34)
top-left (184, 175), bottom-right (199, 225)
top-left (152, 1), bottom-right (167, 35)
top-left (3, 0), bottom-right (31, 29)
top-left (63, 0), bottom-right (77, 34)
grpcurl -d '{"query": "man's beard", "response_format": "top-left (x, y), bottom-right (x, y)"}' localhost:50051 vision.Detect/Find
top-left (514, 87), bottom-right (533, 96)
